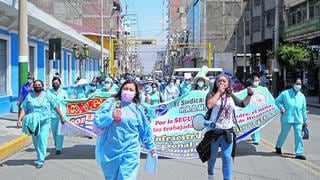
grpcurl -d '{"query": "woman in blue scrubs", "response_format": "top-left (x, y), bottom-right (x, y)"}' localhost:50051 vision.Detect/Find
top-left (94, 80), bottom-right (157, 180)
top-left (275, 78), bottom-right (308, 160)
top-left (17, 80), bottom-right (66, 168)
top-left (48, 77), bottom-right (68, 154)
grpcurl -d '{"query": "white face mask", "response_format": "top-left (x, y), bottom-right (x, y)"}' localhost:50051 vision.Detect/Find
top-left (198, 81), bottom-right (205, 87)
top-left (252, 81), bottom-right (260, 87)
top-left (28, 79), bottom-right (33, 84)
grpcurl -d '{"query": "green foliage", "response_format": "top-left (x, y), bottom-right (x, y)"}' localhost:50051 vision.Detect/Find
top-left (277, 44), bottom-right (311, 67)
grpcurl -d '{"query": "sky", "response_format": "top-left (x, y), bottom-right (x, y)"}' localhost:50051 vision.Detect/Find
top-left (121, 0), bottom-right (167, 74)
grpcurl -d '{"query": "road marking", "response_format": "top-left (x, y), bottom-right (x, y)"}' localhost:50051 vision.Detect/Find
top-left (261, 138), bottom-right (320, 177)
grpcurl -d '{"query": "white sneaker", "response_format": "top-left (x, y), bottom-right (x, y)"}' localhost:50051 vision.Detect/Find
top-left (208, 175), bottom-right (214, 180)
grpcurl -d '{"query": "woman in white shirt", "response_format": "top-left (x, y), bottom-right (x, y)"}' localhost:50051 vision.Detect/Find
top-left (205, 74), bottom-right (253, 180)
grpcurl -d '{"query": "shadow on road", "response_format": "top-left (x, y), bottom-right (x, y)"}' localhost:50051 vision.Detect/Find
top-left (1, 159), bottom-right (35, 167)
top-left (235, 140), bottom-right (280, 157)
top-left (46, 144), bottom-right (95, 160)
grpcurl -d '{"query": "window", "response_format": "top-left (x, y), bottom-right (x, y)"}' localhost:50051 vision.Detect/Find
top-left (245, 22), bottom-right (250, 35)
top-left (75, 58), bottom-right (80, 79)
top-left (254, 0), bottom-right (260, 7)
top-left (45, 50), bottom-right (50, 88)
top-left (252, 16), bottom-right (261, 32)
top-left (0, 39), bottom-right (7, 94)
top-left (59, 50), bottom-right (63, 83)
top-left (266, 9), bottom-right (275, 27)
top-left (29, 46), bottom-right (35, 77)
top-left (310, 1), bottom-right (320, 18)
top-left (67, 53), bottom-right (72, 86)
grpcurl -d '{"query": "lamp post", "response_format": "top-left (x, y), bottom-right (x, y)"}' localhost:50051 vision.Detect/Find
top-left (73, 44), bottom-right (89, 79)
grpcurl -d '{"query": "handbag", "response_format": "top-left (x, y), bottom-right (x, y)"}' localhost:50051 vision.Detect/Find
top-left (302, 126), bottom-right (309, 140)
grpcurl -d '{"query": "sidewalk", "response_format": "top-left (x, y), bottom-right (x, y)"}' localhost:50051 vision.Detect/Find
top-left (306, 96), bottom-right (320, 108)
top-left (0, 96), bottom-right (319, 162)
top-left (0, 113), bottom-right (32, 162)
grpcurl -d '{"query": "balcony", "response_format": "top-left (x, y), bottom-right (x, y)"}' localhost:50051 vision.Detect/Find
top-left (283, 16), bottom-right (320, 40)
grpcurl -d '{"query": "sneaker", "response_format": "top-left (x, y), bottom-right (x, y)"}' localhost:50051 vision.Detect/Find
top-left (295, 155), bottom-right (306, 160)
top-left (275, 147), bottom-right (282, 154)
top-left (253, 142), bottom-right (259, 145)
top-left (208, 175), bottom-right (214, 180)
top-left (56, 150), bottom-right (61, 155)
top-left (36, 164), bottom-right (43, 169)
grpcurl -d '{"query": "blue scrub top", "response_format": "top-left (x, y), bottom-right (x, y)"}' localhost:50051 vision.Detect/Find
top-left (275, 88), bottom-right (307, 124)
top-left (48, 88), bottom-right (68, 119)
top-left (22, 91), bottom-right (58, 124)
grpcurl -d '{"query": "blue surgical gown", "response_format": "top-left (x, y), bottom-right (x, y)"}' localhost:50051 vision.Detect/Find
top-left (94, 100), bottom-right (156, 180)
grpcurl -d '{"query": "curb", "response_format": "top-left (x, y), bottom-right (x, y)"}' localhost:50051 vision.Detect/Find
top-left (307, 104), bottom-right (320, 108)
top-left (0, 134), bottom-right (32, 162)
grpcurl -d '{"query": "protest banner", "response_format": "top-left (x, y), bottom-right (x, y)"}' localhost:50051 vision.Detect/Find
top-left (59, 92), bottom-right (114, 137)
top-left (142, 88), bottom-right (279, 159)
top-left (59, 89), bottom-right (279, 159)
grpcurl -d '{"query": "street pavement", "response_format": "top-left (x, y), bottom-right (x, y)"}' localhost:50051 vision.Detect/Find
top-left (0, 97), bottom-right (319, 179)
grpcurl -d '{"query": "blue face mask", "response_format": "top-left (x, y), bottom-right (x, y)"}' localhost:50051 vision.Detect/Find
top-left (293, 85), bottom-right (301, 91)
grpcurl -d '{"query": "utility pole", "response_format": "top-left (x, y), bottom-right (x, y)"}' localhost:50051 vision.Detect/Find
top-left (123, 4), bottom-right (128, 74)
top-left (242, 0), bottom-right (247, 82)
top-left (18, 0), bottom-right (28, 92)
top-left (273, 0), bottom-right (280, 96)
top-left (100, 0), bottom-right (104, 76)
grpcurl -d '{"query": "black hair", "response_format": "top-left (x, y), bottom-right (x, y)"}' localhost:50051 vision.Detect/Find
top-left (212, 74), bottom-right (231, 94)
top-left (114, 80), bottom-right (140, 104)
top-left (151, 83), bottom-right (158, 88)
top-left (251, 72), bottom-right (260, 80)
top-left (33, 79), bottom-right (44, 90)
top-left (52, 77), bottom-right (62, 84)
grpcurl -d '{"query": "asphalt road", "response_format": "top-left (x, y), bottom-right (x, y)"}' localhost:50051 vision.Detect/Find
top-left (0, 107), bottom-right (319, 180)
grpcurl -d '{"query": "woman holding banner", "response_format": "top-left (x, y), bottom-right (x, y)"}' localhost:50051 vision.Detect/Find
top-left (17, 80), bottom-right (66, 168)
top-left (48, 77), bottom-right (68, 154)
top-left (275, 78), bottom-right (307, 160)
top-left (249, 73), bottom-right (269, 145)
top-left (93, 80), bottom-right (157, 180)
top-left (205, 74), bottom-right (253, 180)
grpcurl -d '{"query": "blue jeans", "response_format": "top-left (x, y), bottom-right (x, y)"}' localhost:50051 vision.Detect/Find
top-left (207, 135), bottom-right (233, 180)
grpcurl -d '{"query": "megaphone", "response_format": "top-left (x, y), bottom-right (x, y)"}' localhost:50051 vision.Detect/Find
top-left (192, 114), bottom-right (215, 131)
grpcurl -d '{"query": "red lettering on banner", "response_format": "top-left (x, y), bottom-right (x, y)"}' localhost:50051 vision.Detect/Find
top-left (70, 116), bottom-right (86, 125)
top-left (174, 116), bottom-right (193, 123)
top-left (155, 120), bottom-right (166, 125)
top-left (67, 97), bottom-right (107, 116)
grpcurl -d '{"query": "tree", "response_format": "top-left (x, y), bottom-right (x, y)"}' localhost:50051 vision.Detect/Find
top-left (277, 44), bottom-right (311, 67)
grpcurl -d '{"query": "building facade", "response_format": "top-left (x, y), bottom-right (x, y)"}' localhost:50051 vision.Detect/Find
top-left (283, 0), bottom-right (320, 95)
top-left (0, 0), bottom-right (102, 114)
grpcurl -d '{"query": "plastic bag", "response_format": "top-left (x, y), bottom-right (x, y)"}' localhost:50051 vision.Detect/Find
top-left (144, 151), bottom-right (158, 174)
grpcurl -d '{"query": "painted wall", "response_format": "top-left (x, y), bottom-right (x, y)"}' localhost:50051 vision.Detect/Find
top-left (0, 28), bottom-right (100, 115)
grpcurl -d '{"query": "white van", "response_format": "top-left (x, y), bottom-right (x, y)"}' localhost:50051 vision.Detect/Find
top-left (172, 68), bottom-right (223, 79)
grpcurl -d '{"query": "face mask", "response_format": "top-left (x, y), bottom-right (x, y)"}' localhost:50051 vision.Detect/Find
top-left (185, 81), bottom-right (190, 85)
top-left (152, 88), bottom-right (157, 92)
top-left (294, 85), bottom-right (301, 91)
top-left (53, 83), bottom-right (60, 90)
top-left (105, 84), bottom-right (111, 89)
top-left (34, 87), bottom-right (42, 93)
top-left (252, 81), bottom-right (260, 87)
top-left (100, 81), bottom-right (105, 86)
top-left (169, 82), bottom-right (174, 86)
top-left (28, 79), bottom-right (33, 84)
top-left (91, 86), bottom-right (97, 91)
top-left (198, 81), bottom-right (205, 87)
top-left (121, 90), bottom-right (136, 102)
